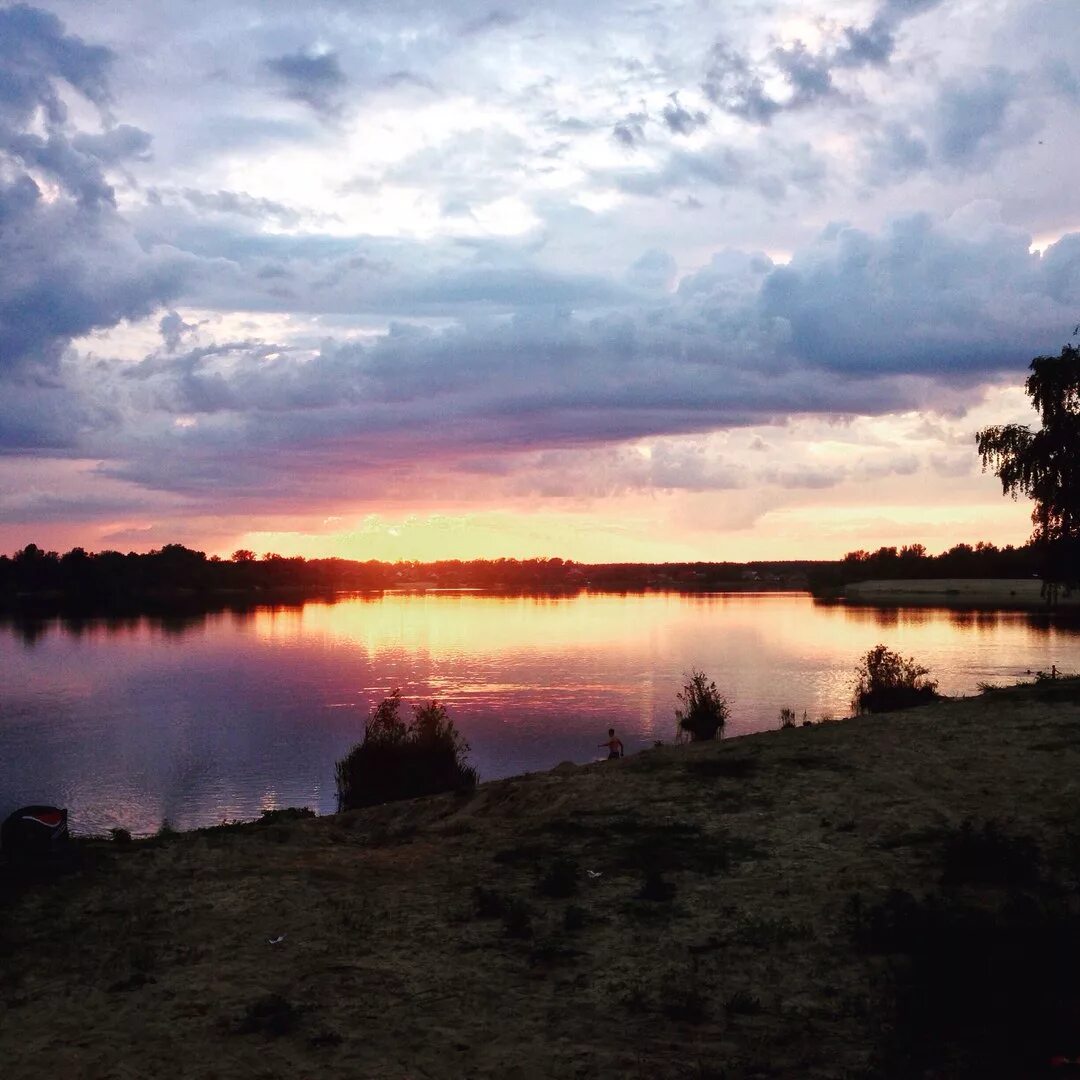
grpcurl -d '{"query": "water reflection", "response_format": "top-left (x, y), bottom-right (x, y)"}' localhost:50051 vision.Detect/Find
top-left (2, 591), bottom-right (1079, 836)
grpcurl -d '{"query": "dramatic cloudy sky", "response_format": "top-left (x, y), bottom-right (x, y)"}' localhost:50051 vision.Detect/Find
top-left (1, 0), bottom-right (1077, 561)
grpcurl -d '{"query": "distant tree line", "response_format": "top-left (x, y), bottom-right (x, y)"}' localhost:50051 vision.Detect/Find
top-left (0, 540), bottom-right (1042, 610)
top-left (808, 541), bottom-right (1040, 591)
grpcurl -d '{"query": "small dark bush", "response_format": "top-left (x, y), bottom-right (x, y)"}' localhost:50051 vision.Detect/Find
top-left (563, 904), bottom-right (587, 931)
top-left (472, 885), bottom-right (508, 918)
top-left (686, 755), bottom-right (758, 780)
top-left (663, 983), bottom-right (708, 1024)
top-left (852, 643), bottom-right (939, 714)
top-left (940, 819), bottom-right (1041, 887)
top-left (109, 828), bottom-right (132, 847)
top-left (849, 887), bottom-right (1080, 1076)
top-left (503, 902), bottom-right (533, 939)
top-left (258, 807), bottom-right (315, 826)
top-left (493, 841), bottom-right (551, 864)
top-left (732, 915), bottom-right (811, 947)
top-left (676, 670), bottom-right (729, 741)
top-left (528, 941), bottom-right (581, 965)
top-left (537, 857), bottom-right (580, 898)
top-left (233, 993), bottom-right (301, 1037)
top-left (638, 870), bottom-right (676, 902)
top-left (335, 691), bottom-right (478, 810)
top-left (471, 886), bottom-right (532, 938)
top-left (724, 989), bottom-right (763, 1015)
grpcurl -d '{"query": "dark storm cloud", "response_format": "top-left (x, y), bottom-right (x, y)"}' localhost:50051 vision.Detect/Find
top-left (0, 5), bottom-right (193, 443)
top-left (933, 68), bottom-right (1017, 166)
top-left (759, 213), bottom-right (1073, 376)
top-left (612, 110), bottom-right (647, 148)
top-left (82, 218), bottom-right (1080, 502)
top-left (265, 50), bottom-right (347, 115)
top-left (701, 42), bottom-right (779, 124)
top-left (0, 3), bottom-right (112, 126)
top-left (174, 188), bottom-right (302, 227)
top-left (603, 140), bottom-right (825, 202)
top-left (660, 94), bottom-right (708, 136)
top-left (159, 310), bottom-right (198, 352)
top-left (703, 0), bottom-right (946, 125)
top-left (461, 10), bottom-right (521, 36)
top-left (72, 124), bottom-right (153, 164)
top-left (772, 42), bottom-right (836, 108)
top-left (861, 66), bottom-right (1029, 186)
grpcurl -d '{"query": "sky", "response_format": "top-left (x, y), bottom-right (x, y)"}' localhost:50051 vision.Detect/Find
top-left (0, 0), bottom-right (1078, 563)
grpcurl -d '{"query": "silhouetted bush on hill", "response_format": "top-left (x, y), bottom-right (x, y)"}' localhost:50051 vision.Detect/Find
top-left (852, 644), bottom-right (940, 714)
top-left (675, 669), bottom-right (729, 741)
top-left (335, 692), bottom-right (478, 810)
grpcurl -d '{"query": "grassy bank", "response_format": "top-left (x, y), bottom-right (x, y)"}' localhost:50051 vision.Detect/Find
top-left (4, 680), bottom-right (1080, 1078)
top-left (844, 577), bottom-right (1080, 607)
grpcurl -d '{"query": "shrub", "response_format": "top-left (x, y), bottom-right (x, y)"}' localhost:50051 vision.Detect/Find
top-left (675, 670), bottom-right (729, 741)
top-left (940, 819), bottom-right (1040, 888)
top-left (851, 644), bottom-right (939, 714)
top-left (335, 690), bottom-right (478, 810)
top-left (778, 707), bottom-right (796, 729)
top-left (537, 857), bottom-right (580, 898)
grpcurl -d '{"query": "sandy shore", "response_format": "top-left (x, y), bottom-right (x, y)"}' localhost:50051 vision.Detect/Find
top-left (4, 679), bottom-right (1080, 1078)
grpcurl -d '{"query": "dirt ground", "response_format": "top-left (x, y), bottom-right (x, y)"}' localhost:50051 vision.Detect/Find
top-left (4, 680), bottom-right (1080, 1079)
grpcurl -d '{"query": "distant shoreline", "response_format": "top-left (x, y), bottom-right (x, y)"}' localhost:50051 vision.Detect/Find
top-left (2, 577), bottom-right (1077, 620)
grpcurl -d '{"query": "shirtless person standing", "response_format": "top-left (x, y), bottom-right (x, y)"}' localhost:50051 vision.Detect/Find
top-left (599, 728), bottom-right (624, 759)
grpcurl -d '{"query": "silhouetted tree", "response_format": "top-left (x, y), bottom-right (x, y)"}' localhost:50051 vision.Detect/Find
top-left (977, 338), bottom-right (1080, 595)
top-left (335, 691), bottom-right (478, 809)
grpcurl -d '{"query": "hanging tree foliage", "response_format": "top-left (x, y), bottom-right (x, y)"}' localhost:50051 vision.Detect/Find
top-left (976, 338), bottom-right (1080, 593)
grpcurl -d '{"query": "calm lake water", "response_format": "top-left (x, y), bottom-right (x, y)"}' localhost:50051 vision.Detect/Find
top-left (2, 591), bottom-right (1078, 836)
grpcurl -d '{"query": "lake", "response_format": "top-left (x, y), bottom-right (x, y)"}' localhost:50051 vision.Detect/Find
top-left (1, 590), bottom-right (1077, 836)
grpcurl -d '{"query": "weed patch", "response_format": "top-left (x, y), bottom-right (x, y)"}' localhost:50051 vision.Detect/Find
top-left (663, 980), bottom-right (709, 1024)
top-left (939, 819), bottom-right (1040, 887)
top-left (232, 993), bottom-right (302, 1037)
top-left (493, 841), bottom-right (552, 865)
top-left (619, 824), bottom-right (762, 876)
top-left (849, 887), bottom-right (1080, 1076)
top-left (563, 904), bottom-right (588, 931)
top-left (537, 857), bottom-right (580, 899)
top-left (637, 870), bottom-right (677, 902)
top-left (773, 752), bottom-right (853, 773)
top-left (724, 989), bottom-right (763, 1015)
top-left (731, 915), bottom-right (811, 947)
top-left (471, 886), bottom-right (533, 938)
top-left (686, 756), bottom-right (759, 781)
